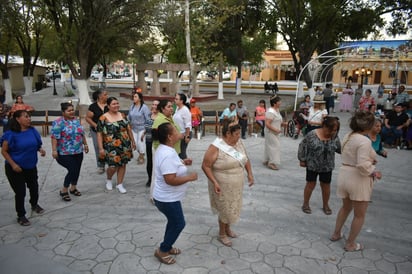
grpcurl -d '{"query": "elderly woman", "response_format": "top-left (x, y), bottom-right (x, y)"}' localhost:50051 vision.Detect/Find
top-left (51, 102), bottom-right (89, 202)
top-left (298, 117), bottom-right (341, 215)
top-left (202, 119), bottom-right (254, 247)
top-left (152, 123), bottom-right (197, 265)
top-left (330, 111), bottom-right (382, 252)
top-left (97, 97), bottom-right (136, 194)
top-left (367, 118), bottom-right (387, 157)
top-left (85, 89), bottom-right (108, 174)
top-left (128, 91), bottom-right (150, 164)
top-left (1, 110), bottom-right (46, 226)
top-left (301, 99), bottom-right (328, 133)
top-left (263, 96), bottom-right (283, 170)
top-left (358, 89), bottom-right (376, 111)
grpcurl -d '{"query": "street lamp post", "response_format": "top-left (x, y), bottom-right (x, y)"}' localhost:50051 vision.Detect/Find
top-left (355, 66), bottom-right (371, 88)
top-left (52, 67), bottom-right (58, 95)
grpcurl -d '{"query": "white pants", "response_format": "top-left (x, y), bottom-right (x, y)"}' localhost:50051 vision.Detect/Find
top-left (132, 130), bottom-right (146, 154)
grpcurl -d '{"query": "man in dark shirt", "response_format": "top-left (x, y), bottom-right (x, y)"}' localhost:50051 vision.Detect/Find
top-left (381, 103), bottom-right (409, 147)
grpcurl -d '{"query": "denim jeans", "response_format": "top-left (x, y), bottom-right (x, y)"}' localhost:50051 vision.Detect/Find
top-left (239, 118), bottom-right (248, 138)
top-left (56, 153), bottom-right (84, 188)
top-left (5, 164), bottom-right (39, 217)
top-left (154, 199), bottom-right (186, 253)
top-left (382, 126), bottom-right (403, 145)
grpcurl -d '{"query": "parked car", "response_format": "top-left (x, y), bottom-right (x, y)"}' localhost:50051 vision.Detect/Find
top-left (90, 71), bottom-right (102, 80)
top-left (121, 71), bottom-right (131, 77)
top-left (45, 71), bottom-right (61, 82)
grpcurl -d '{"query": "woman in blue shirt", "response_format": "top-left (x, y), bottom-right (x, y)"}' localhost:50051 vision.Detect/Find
top-left (128, 92), bottom-right (150, 165)
top-left (51, 102), bottom-right (89, 201)
top-left (1, 110), bottom-right (46, 226)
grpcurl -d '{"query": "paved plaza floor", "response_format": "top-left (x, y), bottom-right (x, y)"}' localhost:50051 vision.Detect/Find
top-left (0, 84), bottom-right (411, 273)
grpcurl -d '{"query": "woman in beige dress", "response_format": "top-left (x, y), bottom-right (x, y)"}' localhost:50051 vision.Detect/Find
top-left (263, 96), bottom-right (283, 170)
top-left (202, 119), bottom-right (254, 247)
top-left (330, 111), bottom-right (382, 252)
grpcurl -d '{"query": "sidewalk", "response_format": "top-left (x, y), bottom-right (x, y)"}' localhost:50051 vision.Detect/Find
top-left (0, 84), bottom-right (411, 273)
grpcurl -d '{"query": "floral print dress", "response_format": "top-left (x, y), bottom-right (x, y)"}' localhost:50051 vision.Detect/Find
top-left (97, 116), bottom-right (133, 166)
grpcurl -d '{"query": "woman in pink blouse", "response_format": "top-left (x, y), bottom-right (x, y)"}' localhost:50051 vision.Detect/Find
top-left (255, 100), bottom-right (266, 137)
top-left (358, 89), bottom-right (375, 111)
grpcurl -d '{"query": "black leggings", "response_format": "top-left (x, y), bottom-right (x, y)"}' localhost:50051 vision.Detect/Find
top-left (5, 164), bottom-right (39, 217)
top-left (56, 153), bottom-right (84, 188)
top-left (146, 140), bottom-right (153, 180)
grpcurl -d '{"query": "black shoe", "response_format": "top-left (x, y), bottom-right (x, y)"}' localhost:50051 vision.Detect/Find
top-left (294, 134), bottom-right (298, 139)
top-left (241, 136), bottom-right (246, 140)
top-left (32, 205), bottom-right (45, 214)
top-left (17, 216), bottom-right (31, 226)
top-left (146, 180), bottom-right (151, 187)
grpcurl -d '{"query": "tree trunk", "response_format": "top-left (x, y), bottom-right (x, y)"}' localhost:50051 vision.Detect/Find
top-left (76, 80), bottom-right (91, 105)
top-left (185, 0), bottom-right (198, 98)
top-left (235, 63), bottom-right (242, 95)
top-left (3, 79), bottom-right (13, 104)
top-left (218, 55), bottom-right (224, 100)
top-left (23, 77), bottom-right (33, 96)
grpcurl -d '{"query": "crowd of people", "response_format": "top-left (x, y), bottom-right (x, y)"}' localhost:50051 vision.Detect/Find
top-left (0, 83), bottom-right (410, 265)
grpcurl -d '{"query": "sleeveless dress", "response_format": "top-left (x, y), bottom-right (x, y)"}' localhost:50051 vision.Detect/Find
top-left (208, 139), bottom-right (248, 224)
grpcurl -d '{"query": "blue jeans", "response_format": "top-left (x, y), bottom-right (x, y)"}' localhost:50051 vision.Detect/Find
top-left (154, 199), bottom-right (186, 253)
top-left (382, 126), bottom-right (403, 145)
top-left (56, 153), bottom-right (84, 188)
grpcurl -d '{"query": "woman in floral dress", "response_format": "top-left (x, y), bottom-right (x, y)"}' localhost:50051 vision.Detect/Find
top-left (51, 102), bottom-right (89, 202)
top-left (97, 97), bottom-right (136, 194)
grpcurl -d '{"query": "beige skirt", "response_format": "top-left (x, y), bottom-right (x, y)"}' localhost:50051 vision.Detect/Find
top-left (336, 166), bottom-right (374, 201)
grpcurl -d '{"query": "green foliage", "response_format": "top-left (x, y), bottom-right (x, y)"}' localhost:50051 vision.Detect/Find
top-left (42, 0), bottom-right (160, 79)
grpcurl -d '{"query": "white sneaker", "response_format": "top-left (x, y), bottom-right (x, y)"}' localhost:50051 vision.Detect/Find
top-left (106, 180), bottom-right (113, 191)
top-left (116, 184), bottom-right (127, 194)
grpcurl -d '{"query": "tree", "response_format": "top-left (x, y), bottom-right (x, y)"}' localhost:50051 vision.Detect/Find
top-left (43, 0), bottom-right (158, 104)
top-left (3, 0), bottom-right (48, 96)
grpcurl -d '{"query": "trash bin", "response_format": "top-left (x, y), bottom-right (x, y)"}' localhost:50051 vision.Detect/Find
top-left (35, 82), bottom-right (43, 91)
top-left (37, 74), bottom-right (46, 88)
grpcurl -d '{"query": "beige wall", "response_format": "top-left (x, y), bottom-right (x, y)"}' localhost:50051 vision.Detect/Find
top-left (0, 65), bottom-right (47, 94)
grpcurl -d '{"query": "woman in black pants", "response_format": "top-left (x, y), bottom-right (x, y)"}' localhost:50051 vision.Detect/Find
top-left (1, 110), bottom-right (46, 226)
top-left (51, 102), bottom-right (89, 201)
top-left (143, 100), bottom-right (159, 187)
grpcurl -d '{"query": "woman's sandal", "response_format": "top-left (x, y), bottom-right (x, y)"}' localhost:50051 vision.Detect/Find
top-left (330, 232), bottom-right (343, 242)
top-left (69, 189), bottom-right (82, 196)
top-left (301, 205), bottom-right (312, 214)
top-left (226, 230), bottom-right (238, 238)
top-left (168, 247), bottom-right (181, 255)
top-left (154, 249), bottom-right (176, 264)
top-left (322, 207), bottom-right (332, 215)
top-left (59, 191), bottom-right (71, 202)
top-left (219, 235), bottom-right (232, 247)
top-left (267, 163), bottom-right (279, 170)
top-left (344, 242), bottom-right (364, 252)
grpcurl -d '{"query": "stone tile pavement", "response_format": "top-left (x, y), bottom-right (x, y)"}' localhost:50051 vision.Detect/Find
top-left (0, 84), bottom-right (411, 273)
